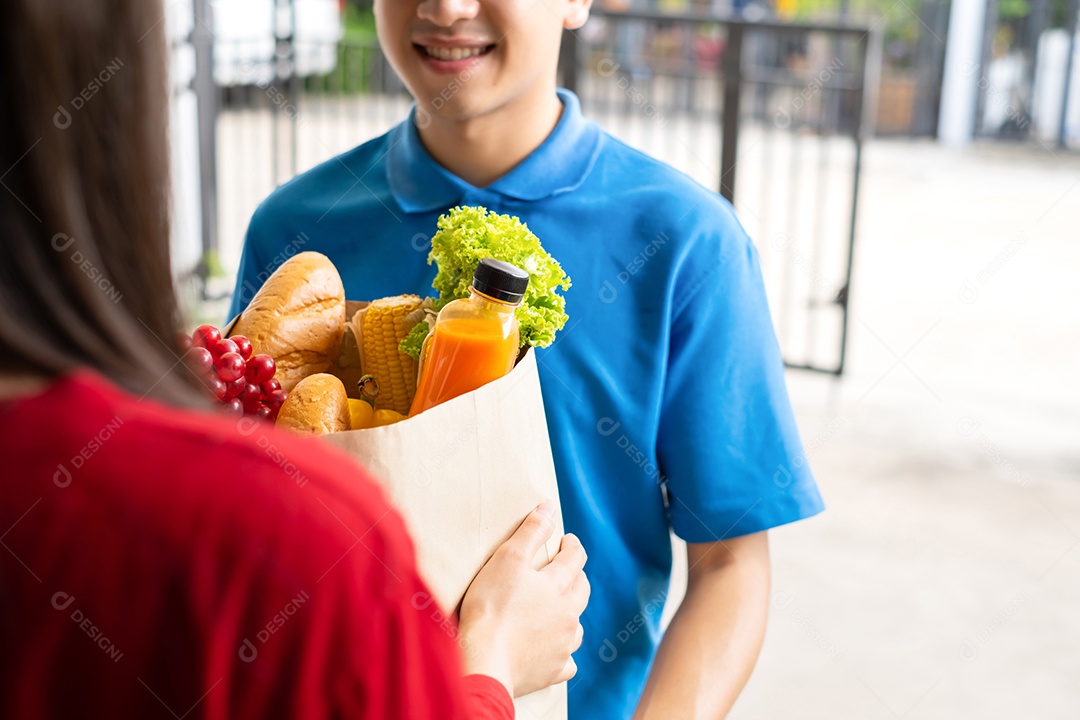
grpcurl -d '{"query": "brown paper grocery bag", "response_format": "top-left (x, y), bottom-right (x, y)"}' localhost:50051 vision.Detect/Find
top-left (321, 348), bottom-right (568, 720)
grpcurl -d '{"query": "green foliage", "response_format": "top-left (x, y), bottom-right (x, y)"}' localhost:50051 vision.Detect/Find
top-left (998, 0), bottom-right (1030, 18)
top-left (343, 2), bottom-right (376, 42)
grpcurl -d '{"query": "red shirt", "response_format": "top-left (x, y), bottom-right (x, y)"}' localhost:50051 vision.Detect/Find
top-left (0, 371), bottom-right (513, 719)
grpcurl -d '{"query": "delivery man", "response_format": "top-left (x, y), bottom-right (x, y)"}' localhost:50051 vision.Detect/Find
top-left (228, 1), bottom-right (824, 717)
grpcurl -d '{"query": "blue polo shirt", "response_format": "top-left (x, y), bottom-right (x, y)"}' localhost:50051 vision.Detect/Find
top-left (229, 90), bottom-right (824, 719)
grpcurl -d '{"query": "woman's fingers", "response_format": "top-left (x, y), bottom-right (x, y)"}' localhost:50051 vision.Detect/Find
top-left (558, 657), bottom-right (579, 683)
top-left (546, 532), bottom-right (587, 577)
top-left (571, 570), bottom-right (591, 613)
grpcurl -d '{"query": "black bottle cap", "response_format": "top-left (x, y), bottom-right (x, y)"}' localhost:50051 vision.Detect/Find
top-left (471, 258), bottom-right (529, 304)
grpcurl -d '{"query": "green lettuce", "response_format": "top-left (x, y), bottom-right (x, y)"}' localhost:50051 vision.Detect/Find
top-left (426, 206), bottom-right (571, 350)
top-left (399, 320), bottom-right (430, 359)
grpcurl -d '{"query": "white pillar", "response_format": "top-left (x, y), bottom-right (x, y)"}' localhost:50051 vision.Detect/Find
top-left (166, 0), bottom-right (204, 278)
top-left (938, 0), bottom-right (989, 146)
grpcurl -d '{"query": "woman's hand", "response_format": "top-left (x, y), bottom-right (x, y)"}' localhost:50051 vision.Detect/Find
top-left (458, 503), bottom-right (590, 698)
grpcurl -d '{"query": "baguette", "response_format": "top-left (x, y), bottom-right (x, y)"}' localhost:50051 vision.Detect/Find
top-left (230, 252), bottom-right (346, 391)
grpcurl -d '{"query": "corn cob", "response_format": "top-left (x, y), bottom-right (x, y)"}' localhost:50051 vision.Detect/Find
top-left (360, 295), bottom-right (422, 414)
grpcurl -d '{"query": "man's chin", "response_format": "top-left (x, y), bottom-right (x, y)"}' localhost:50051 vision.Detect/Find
top-left (414, 97), bottom-right (491, 126)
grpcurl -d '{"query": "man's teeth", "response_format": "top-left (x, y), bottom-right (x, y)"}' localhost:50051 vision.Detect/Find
top-left (424, 46), bottom-right (487, 61)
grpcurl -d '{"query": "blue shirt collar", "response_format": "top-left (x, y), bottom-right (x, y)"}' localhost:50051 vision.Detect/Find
top-left (387, 89), bottom-right (601, 213)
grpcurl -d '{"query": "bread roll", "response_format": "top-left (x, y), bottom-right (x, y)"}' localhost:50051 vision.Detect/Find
top-left (275, 374), bottom-right (350, 435)
top-left (231, 252), bottom-right (346, 391)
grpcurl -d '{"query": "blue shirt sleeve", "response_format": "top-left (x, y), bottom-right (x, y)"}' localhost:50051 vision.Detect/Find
top-left (657, 219), bottom-right (824, 543)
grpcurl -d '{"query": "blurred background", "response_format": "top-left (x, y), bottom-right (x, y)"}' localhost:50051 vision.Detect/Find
top-left (165, 0), bottom-right (1079, 716)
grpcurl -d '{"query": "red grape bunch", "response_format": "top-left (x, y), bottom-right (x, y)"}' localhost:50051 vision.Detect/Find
top-left (180, 324), bottom-right (287, 420)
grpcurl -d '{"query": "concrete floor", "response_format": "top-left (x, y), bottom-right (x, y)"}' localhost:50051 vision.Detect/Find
top-left (725, 140), bottom-right (1080, 719)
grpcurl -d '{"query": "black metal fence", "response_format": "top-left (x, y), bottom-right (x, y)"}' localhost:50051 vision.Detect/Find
top-left (561, 9), bottom-right (879, 374)
top-left (187, 7), bottom-right (878, 375)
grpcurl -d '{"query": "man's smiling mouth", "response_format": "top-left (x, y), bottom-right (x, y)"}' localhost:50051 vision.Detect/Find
top-left (414, 44), bottom-right (497, 61)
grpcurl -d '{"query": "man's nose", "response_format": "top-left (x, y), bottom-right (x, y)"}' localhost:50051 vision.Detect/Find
top-left (416, 0), bottom-right (480, 27)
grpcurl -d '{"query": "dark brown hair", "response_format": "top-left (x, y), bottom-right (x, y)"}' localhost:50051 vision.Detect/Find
top-left (0, 0), bottom-right (204, 405)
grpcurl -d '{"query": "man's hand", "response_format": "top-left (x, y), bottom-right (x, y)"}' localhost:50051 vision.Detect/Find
top-left (633, 531), bottom-right (771, 719)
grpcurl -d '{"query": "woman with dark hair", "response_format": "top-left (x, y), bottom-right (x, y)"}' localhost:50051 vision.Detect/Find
top-left (0, 1), bottom-right (588, 718)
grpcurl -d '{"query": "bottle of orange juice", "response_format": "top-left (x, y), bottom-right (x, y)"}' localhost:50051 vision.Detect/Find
top-left (409, 258), bottom-right (529, 416)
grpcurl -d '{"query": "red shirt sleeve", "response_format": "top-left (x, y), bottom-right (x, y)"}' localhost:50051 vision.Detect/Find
top-left (462, 676), bottom-right (515, 720)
